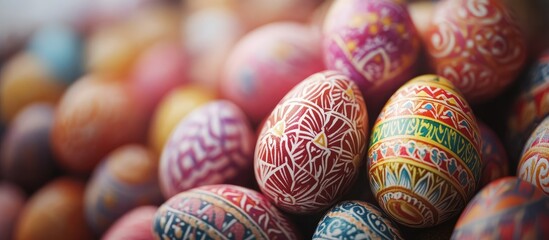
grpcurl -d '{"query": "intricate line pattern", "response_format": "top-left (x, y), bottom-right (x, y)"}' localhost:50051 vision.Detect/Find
top-left (152, 184), bottom-right (299, 240)
top-left (313, 200), bottom-right (403, 240)
top-left (254, 71), bottom-right (368, 214)
top-left (159, 101), bottom-right (254, 198)
top-left (426, 0), bottom-right (526, 103)
top-left (452, 177), bottom-right (549, 239)
top-left (323, 0), bottom-right (419, 108)
top-left (368, 75), bottom-right (481, 228)
top-left (518, 116), bottom-right (549, 195)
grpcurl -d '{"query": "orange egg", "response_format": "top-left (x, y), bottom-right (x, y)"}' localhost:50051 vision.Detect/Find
top-left (14, 178), bottom-right (92, 240)
top-left (148, 85), bottom-right (216, 155)
top-left (51, 75), bottom-right (148, 174)
top-left (0, 53), bottom-right (65, 123)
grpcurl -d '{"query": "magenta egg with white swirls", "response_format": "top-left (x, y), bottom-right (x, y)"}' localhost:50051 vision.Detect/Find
top-left (159, 100), bottom-right (255, 199)
top-left (323, 0), bottom-right (420, 112)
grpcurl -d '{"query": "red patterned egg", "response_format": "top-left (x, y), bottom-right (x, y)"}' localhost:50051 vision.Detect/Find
top-left (323, 0), bottom-right (420, 113)
top-left (368, 74), bottom-right (482, 228)
top-left (425, 0), bottom-right (527, 103)
top-left (517, 116), bottom-right (549, 194)
top-left (478, 121), bottom-right (509, 188)
top-left (159, 100), bottom-right (254, 199)
top-left (255, 70), bottom-right (369, 214)
top-left (506, 50), bottom-right (549, 161)
top-left (452, 177), bottom-right (549, 239)
top-left (103, 205), bottom-right (157, 240)
top-left (221, 22), bottom-right (324, 125)
top-left (84, 144), bottom-right (163, 235)
top-left (152, 184), bottom-right (300, 239)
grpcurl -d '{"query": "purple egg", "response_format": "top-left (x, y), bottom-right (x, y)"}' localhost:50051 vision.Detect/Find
top-left (323, 0), bottom-right (420, 114)
top-left (1, 103), bottom-right (59, 192)
top-left (159, 100), bottom-right (255, 199)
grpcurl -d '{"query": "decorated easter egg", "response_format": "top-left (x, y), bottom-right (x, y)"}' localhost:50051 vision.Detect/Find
top-left (153, 184), bottom-right (299, 239)
top-left (221, 22), bottom-right (324, 125)
top-left (0, 52), bottom-right (65, 123)
top-left (323, 0), bottom-right (420, 113)
top-left (103, 205), bottom-right (157, 240)
top-left (451, 177), bottom-right (549, 239)
top-left (478, 121), bottom-right (509, 188)
top-left (27, 24), bottom-right (83, 84)
top-left (0, 182), bottom-right (25, 240)
top-left (84, 144), bottom-right (163, 235)
top-left (148, 85), bottom-right (216, 155)
top-left (424, 0), bottom-right (527, 103)
top-left (1, 103), bottom-right (59, 192)
top-left (517, 116), bottom-right (549, 194)
top-left (368, 74), bottom-right (482, 228)
top-left (14, 178), bottom-right (93, 240)
top-left (255, 70), bottom-right (368, 214)
top-left (51, 75), bottom-right (148, 174)
top-left (159, 100), bottom-right (254, 198)
top-left (313, 200), bottom-right (403, 239)
top-left (507, 51), bottom-right (549, 161)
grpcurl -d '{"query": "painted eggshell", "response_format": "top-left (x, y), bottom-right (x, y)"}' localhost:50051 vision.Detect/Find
top-left (313, 200), bottom-right (403, 239)
top-left (148, 85), bottom-right (216, 155)
top-left (27, 24), bottom-right (83, 84)
top-left (0, 182), bottom-right (25, 240)
top-left (14, 178), bottom-right (93, 240)
top-left (102, 205), bottom-right (157, 240)
top-left (0, 52), bottom-right (65, 123)
top-left (368, 74), bottom-right (482, 228)
top-left (478, 121), bottom-right (509, 188)
top-left (255, 70), bottom-right (369, 214)
top-left (221, 22), bottom-right (324, 125)
top-left (159, 100), bottom-right (254, 198)
top-left (323, 0), bottom-right (420, 113)
top-left (517, 116), bottom-right (549, 194)
top-left (152, 184), bottom-right (300, 239)
top-left (51, 75), bottom-right (148, 174)
top-left (1, 103), bottom-right (59, 192)
top-left (425, 0), bottom-right (527, 103)
top-left (451, 177), bottom-right (549, 239)
top-left (506, 51), bottom-right (549, 161)
top-left (85, 144), bottom-right (163, 235)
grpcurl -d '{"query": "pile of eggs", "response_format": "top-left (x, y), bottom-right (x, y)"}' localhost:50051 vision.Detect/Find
top-left (0, 0), bottom-right (548, 239)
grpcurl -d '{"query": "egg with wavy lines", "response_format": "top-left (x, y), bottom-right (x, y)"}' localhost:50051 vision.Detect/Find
top-left (451, 177), bottom-right (549, 239)
top-left (323, 0), bottom-right (420, 113)
top-left (368, 74), bottom-right (482, 228)
top-left (313, 200), bottom-right (403, 240)
top-left (517, 116), bottom-right (549, 195)
top-left (159, 100), bottom-right (254, 199)
top-left (424, 0), bottom-right (527, 103)
top-left (152, 184), bottom-right (299, 240)
top-left (478, 121), bottom-right (509, 188)
top-left (506, 50), bottom-right (549, 161)
top-left (255, 70), bottom-right (368, 214)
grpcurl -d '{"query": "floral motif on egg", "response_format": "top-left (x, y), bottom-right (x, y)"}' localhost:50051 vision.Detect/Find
top-left (159, 101), bottom-right (254, 198)
top-left (152, 185), bottom-right (299, 240)
top-left (323, 0), bottom-right (420, 106)
top-left (426, 0), bottom-right (526, 103)
top-left (313, 200), bottom-right (403, 240)
top-left (452, 177), bottom-right (549, 239)
top-left (518, 117), bottom-right (549, 194)
top-left (255, 71), bottom-right (368, 214)
top-left (368, 75), bottom-right (482, 228)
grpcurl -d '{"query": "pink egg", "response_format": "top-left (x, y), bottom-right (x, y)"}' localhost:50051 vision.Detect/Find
top-left (221, 22), bottom-right (324, 125)
top-left (130, 41), bottom-right (188, 114)
top-left (323, 0), bottom-right (420, 114)
top-left (102, 206), bottom-right (157, 240)
top-left (0, 182), bottom-right (25, 240)
top-left (425, 0), bottom-right (527, 103)
top-left (478, 121), bottom-right (509, 188)
top-left (159, 100), bottom-right (254, 198)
